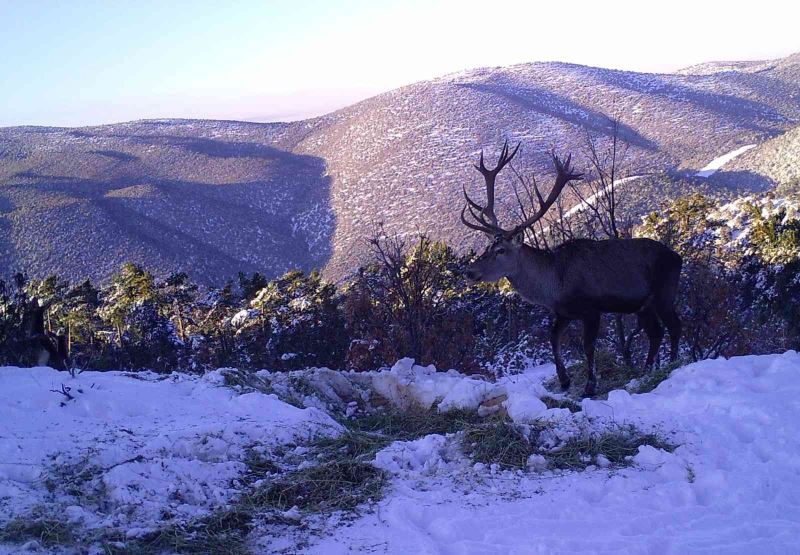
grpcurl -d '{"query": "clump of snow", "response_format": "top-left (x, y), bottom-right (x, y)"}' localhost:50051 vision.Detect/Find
top-left (595, 454), bottom-right (611, 468)
top-left (226, 358), bottom-right (558, 421)
top-left (259, 366), bottom-right (370, 412)
top-left (526, 454), bottom-right (548, 471)
top-left (359, 358), bottom-right (558, 423)
top-left (368, 357), bottom-right (494, 411)
top-left (373, 434), bottom-right (451, 475)
top-left (230, 308), bottom-right (260, 327)
top-left (280, 506), bottom-right (303, 522)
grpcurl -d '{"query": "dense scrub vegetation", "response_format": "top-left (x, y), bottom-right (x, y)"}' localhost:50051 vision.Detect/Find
top-left (1, 193), bottom-right (798, 375)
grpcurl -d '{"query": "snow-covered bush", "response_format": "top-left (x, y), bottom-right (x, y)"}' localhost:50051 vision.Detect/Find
top-left (641, 192), bottom-right (800, 359)
top-left (343, 235), bottom-right (479, 372)
top-left (342, 234), bottom-right (547, 374)
top-left (238, 270), bottom-right (348, 370)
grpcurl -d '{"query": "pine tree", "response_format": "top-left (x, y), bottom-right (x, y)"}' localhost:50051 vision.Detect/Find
top-left (99, 263), bottom-right (155, 346)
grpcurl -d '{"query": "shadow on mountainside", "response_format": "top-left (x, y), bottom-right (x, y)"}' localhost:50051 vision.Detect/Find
top-left (703, 169), bottom-right (776, 194)
top-left (0, 135), bottom-right (335, 285)
top-left (106, 134), bottom-right (311, 165)
top-left (0, 197), bottom-right (17, 280)
top-left (456, 81), bottom-right (659, 151)
top-left (588, 69), bottom-right (792, 134)
top-left (89, 150), bottom-right (140, 163)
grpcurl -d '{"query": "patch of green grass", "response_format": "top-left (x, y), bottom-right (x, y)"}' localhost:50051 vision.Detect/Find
top-left (461, 417), bottom-right (534, 470)
top-left (342, 407), bottom-right (483, 442)
top-left (546, 351), bottom-right (682, 399)
top-left (0, 516), bottom-right (74, 548)
top-left (104, 508), bottom-right (252, 555)
top-left (459, 416), bottom-right (676, 473)
top-left (251, 460), bottom-right (387, 513)
top-left (543, 423), bottom-right (677, 471)
top-left (540, 396), bottom-right (582, 412)
top-left (221, 369), bottom-right (274, 396)
top-left (633, 360), bottom-right (682, 393)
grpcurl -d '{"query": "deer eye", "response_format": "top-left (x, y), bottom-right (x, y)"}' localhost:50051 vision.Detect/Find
top-left (496, 248), bottom-right (506, 255)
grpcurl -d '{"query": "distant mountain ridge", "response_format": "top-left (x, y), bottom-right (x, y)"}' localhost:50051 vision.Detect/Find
top-left (2, 52), bottom-right (799, 283)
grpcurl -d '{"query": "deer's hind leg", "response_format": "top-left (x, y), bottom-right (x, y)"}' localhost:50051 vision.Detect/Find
top-left (582, 313), bottom-right (601, 398)
top-left (654, 255), bottom-right (682, 362)
top-left (638, 304), bottom-right (665, 369)
top-left (551, 315), bottom-right (571, 390)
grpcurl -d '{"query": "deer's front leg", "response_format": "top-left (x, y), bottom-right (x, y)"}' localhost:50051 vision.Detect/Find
top-left (551, 315), bottom-right (571, 390)
top-left (582, 314), bottom-right (601, 397)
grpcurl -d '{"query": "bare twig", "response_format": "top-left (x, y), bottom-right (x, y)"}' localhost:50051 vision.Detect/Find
top-left (50, 384), bottom-right (74, 405)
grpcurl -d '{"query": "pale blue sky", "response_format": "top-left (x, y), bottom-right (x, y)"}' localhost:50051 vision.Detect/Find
top-left (2, 0), bottom-right (799, 127)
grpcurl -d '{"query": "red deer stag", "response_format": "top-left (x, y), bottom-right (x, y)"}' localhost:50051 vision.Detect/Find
top-left (460, 142), bottom-right (682, 397)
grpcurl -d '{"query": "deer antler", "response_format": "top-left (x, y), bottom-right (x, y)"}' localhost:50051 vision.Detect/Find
top-left (461, 140), bottom-right (520, 236)
top-left (505, 152), bottom-right (582, 238)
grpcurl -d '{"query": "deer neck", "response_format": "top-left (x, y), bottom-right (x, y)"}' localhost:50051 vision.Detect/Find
top-left (506, 246), bottom-right (558, 309)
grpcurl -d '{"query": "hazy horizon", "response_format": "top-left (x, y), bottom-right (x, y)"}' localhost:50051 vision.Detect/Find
top-left (3, 0), bottom-right (799, 128)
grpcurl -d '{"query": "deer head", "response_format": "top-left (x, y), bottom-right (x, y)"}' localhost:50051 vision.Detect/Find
top-left (461, 142), bottom-right (583, 283)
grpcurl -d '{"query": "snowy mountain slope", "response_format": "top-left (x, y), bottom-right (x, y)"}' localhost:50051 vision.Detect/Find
top-left (2, 52), bottom-right (800, 282)
top-left (695, 144), bottom-right (757, 178)
top-left (2, 352), bottom-right (800, 553)
top-left (296, 53), bottom-right (800, 277)
top-left (677, 52), bottom-right (800, 78)
top-left (0, 120), bottom-right (334, 284)
top-left (711, 125), bottom-right (800, 190)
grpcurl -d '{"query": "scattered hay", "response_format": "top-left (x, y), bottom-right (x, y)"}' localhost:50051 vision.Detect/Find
top-left (104, 508), bottom-right (252, 555)
top-left (540, 396), bottom-right (582, 413)
top-left (0, 516), bottom-right (74, 548)
top-left (462, 417), bottom-right (533, 470)
top-left (343, 407), bottom-right (483, 441)
top-left (238, 407), bottom-right (482, 516)
top-left (460, 416), bottom-right (676, 473)
top-left (313, 428), bottom-right (393, 462)
top-left (540, 423), bottom-right (677, 471)
top-left (220, 369), bottom-right (275, 396)
top-left (235, 426), bottom-right (389, 520)
top-left (252, 460), bottom-right (386, 513)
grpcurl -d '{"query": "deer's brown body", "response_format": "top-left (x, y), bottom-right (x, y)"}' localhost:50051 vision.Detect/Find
top-left (460, 143), bottom-right (682, 396)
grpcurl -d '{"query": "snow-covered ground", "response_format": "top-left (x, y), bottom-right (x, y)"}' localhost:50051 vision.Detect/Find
top-left (696, 144), bottom-right (757, 178)
top-left (3, 352), bottom-right (800, 553)
top-left (309, 352), bottom-right (800, 554)
top-left (0, 368), bottom-right (338, 551)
